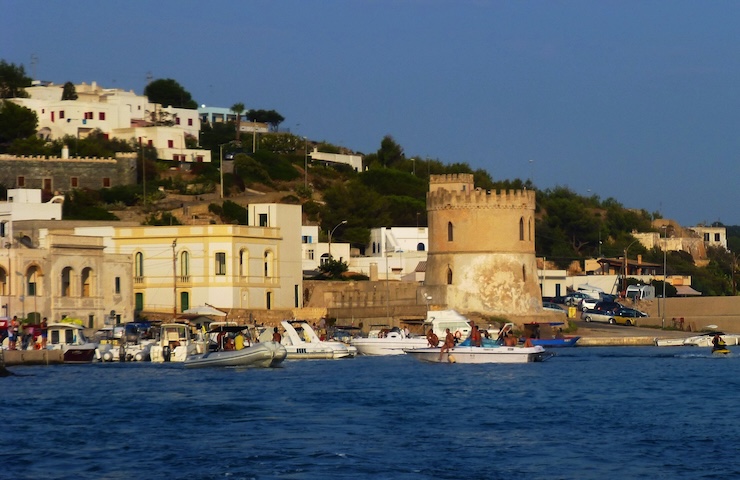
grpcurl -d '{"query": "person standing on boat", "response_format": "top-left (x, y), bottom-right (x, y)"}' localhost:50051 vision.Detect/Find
top-left (272, 327), bottom-right (282, 343)
top-left (471, 325), bottom-right (482, 347)
top-left (439, 328), bottom-right (455, 360)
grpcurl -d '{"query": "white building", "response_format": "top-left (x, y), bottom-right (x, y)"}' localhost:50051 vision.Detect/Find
top-left (300, 225), bottom-right (351, 272)
top-left (12, 81), bottom-right (211, 163)
top-left (309, 147), bottom-right (363, 172)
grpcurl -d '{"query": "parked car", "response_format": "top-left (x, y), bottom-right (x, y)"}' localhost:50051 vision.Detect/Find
top-left (564, 292), bottom-right (592, 306)
top-left (610, 308), bottom-right (642, 326)
top-left (614, 307), bottom-right (648, 323)
top-left (542, 295), bottom-right (567, 304)
top-left (543, 302), bottom-right (567, 317)
top-left (581, 297), bottom-right (599, 311)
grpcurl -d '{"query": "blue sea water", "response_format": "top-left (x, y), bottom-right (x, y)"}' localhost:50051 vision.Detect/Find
top-left (2, 346), bottom-right (739, 480)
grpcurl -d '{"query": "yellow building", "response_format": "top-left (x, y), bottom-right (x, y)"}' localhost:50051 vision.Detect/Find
top-left (76, 203), bottom-right (303, 320)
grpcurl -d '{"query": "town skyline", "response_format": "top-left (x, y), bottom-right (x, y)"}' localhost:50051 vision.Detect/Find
top-left (4, 1), bottom-right (740, 225)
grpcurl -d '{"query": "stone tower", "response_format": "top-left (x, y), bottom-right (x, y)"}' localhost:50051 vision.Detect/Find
top-left (425, 173), bottom-right (542, 319)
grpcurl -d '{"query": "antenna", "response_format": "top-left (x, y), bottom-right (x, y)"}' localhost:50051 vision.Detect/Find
top-left (30, 54), bottom-right (38, 80)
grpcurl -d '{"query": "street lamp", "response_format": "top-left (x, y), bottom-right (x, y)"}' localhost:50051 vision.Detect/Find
top-left (219, 143), bottom-right (226, 199)
top-left (139, 136), bottom-right (147, 206)
top-left (622, 239), bottom-right (641, 295)
top-left (661, 226), bottom-right (667, 329)
top-left (303, 137), bottom-right (308, 190)
top-left (328, 220), bottom-right (347, 260)
top-left (172, 239), bottom-right (177, 320)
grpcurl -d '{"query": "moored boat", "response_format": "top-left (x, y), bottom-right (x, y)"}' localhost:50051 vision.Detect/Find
top-left (150, 322), bottom-right (204, 363)
top-left (520, 322), bottom-right (580, 348)
top-left (351, 328), bottom-right (431, 356)
top-left (275, 320), bottom-right (337, 359)
top-left (184, 341), bottom-right (286, 368)
top-left (46, 322), bottom-right (97, 363)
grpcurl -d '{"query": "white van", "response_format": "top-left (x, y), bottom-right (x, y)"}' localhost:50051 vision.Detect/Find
top-left (626, 284), bottom-right (656, 301)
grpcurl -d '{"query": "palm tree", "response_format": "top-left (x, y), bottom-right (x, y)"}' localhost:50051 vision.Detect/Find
top-left (231, 102), bottom-right (245, 141)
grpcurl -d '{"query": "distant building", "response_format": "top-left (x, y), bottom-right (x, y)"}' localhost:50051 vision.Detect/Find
top-left (11, 80), bottom-right (211, 164)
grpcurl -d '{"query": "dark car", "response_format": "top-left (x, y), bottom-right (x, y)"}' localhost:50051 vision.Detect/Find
top-left (588, 301), bottom-right (621, 313)
top-left (615, 307), bottom-right (648, 318)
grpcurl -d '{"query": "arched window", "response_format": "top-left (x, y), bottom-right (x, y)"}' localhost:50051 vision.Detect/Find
top-left (135, 252), bottom-right (144, 277)
top-left (417, 242), bottom-right (425, 251)
top-left (522, 265), bottom-right (526, 281)
top-left (519, 217), bottom-right (524, 241)
top-left (447, 267), bottom-right (453, 285)
top-left (81, 267), bottom-right (93, 297)
top-left (447, 222), bottom-right (454, 241)
top-left (264, 250), bottom-right (274, 278)
top-left (528, 217), bottom-right (533, 241)
top-left (61, 266), bottom-right (73, 297)
top-left (180, 251), bottom-right (190, 279)
top-left (239, 249), bottom-right (249, 277)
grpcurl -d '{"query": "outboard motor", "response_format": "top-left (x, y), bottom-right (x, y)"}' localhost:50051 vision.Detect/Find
top-left (119, 344), bottom-right (126, 362)
top-left (162, 345), bottom-right (171, 362)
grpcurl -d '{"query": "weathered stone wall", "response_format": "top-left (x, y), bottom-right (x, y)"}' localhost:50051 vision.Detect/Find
top-left (0, 153), bottom-right (137, 191)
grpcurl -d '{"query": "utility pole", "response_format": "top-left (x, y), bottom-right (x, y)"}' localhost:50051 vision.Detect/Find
top-left (172, 239), bottom-right (177, 320)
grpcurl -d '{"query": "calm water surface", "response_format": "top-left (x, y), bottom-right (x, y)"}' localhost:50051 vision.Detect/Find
top-left (2, 346), bottom-right (738, 480)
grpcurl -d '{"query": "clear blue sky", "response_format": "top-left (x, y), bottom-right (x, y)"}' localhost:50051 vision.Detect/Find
top-left (4, 1), bottom-right (740, 226)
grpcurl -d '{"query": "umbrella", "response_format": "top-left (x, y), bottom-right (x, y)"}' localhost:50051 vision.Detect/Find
top-left (183, 305), bottom-right (226, 317)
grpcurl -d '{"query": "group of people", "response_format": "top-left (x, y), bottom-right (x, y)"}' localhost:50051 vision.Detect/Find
top-left (2, 316), bottom-right (48, 350)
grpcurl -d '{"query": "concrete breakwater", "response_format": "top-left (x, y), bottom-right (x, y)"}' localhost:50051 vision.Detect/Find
top-left (2, 350), bottom-right (64, 366)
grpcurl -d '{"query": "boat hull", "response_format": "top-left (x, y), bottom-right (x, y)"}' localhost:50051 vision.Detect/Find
top-left (529, 337), bottom-right (580, 348)
top-left (63, 346), bottom-right (97, 364)
top-left (405, 345), bottom-right (552, 364)
top-left (184, 342), bottom-right (286, 368)
top-left (352, 338), bottom-right (431, 356)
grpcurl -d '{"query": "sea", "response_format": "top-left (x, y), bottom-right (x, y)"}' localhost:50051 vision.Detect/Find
top-left (2, 346), bottom-right (738, 480)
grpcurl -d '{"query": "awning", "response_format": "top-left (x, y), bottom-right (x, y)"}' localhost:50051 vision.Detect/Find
top-left (674, 285), bottom-right (702, 296)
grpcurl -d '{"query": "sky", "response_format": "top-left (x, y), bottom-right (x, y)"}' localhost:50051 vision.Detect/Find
top-left (3, 0), bottom-right (740, 226)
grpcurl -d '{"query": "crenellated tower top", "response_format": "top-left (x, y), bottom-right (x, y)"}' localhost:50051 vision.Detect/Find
top-left (427, 174), bottom-right (535, 211)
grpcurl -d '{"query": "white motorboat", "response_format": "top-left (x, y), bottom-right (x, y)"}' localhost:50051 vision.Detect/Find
top-left (654, 332), bottom-right (740, 347)
top-left (301, 321), bottom-right (357, 358)
top-left (46, 322), bottom-right (97, 363)
top-left (94, 323), bottom-right (155, 362)
top-left (683, 332), bottom-right (740, 347)
top-left (150, 323), bottom-right (204, 363)
top-left (404, 343), bottom-right (553, 364)
top-left (184, 341), bottom-right (286, 368)
top-left (275, 320), bottom-right (336, 359)
top-left (351, 328), bottom-right (431, 356)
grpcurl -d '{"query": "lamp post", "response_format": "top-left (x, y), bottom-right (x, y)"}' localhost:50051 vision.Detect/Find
top-left (219, 143), bottom-right (225, 199)
top-left (172, 239), bottom-right (178, 320)
top-left (328, 220), bottom-right (347, 260)
top-left (661, 226), bottom-right (667, 329)
top-left (622, 239), bottom-right (641, 295)
top-left (303, 137), bottom-right (308, 189)
top-left (139, 136), bottom-right (147, 206)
